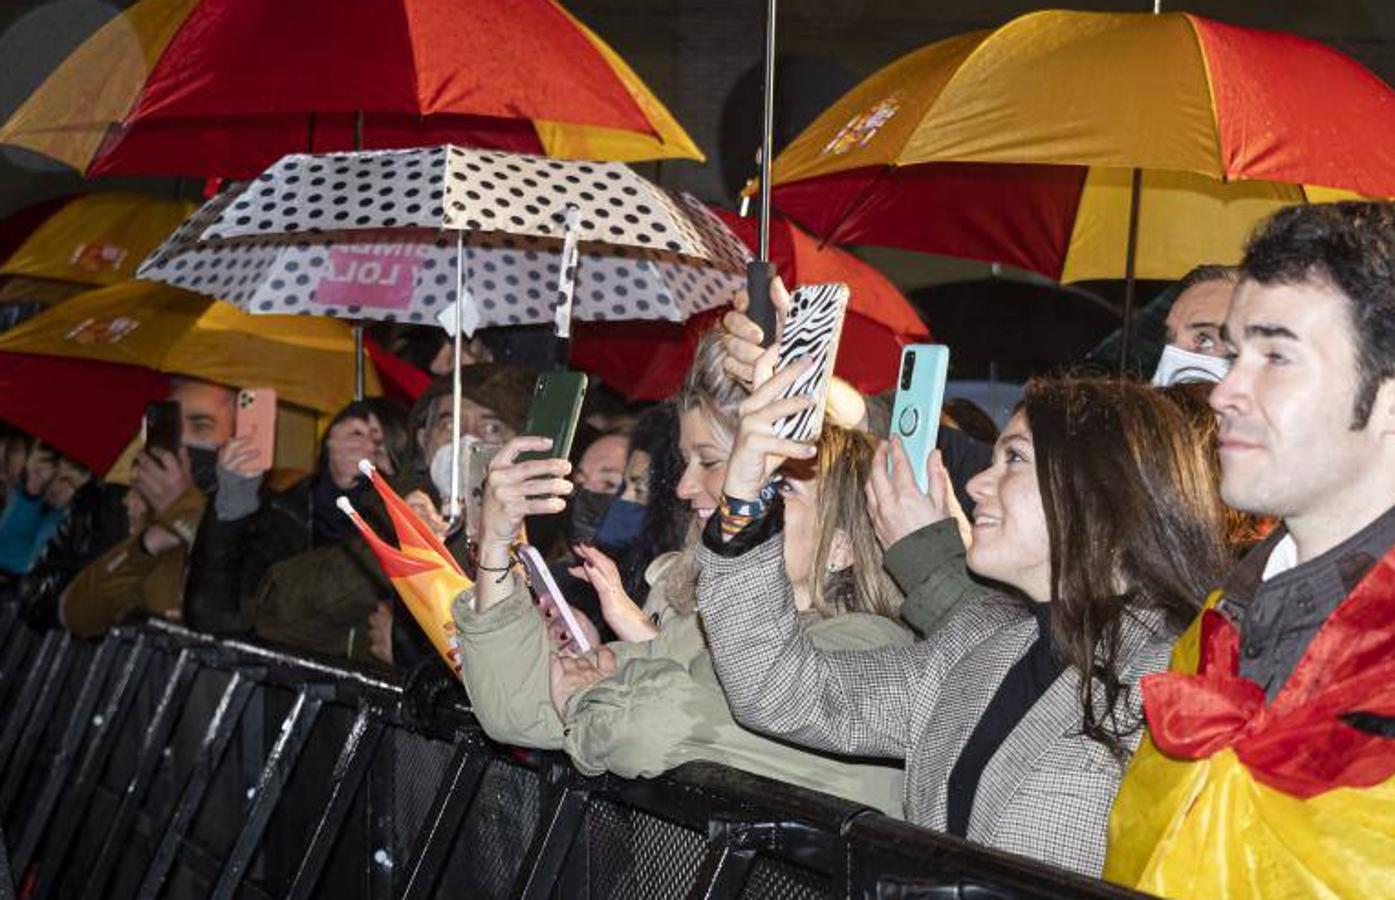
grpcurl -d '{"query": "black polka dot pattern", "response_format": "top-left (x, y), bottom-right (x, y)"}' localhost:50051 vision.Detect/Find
top-left (199, 147), bottom-right (750, 269)
top-left (139, 162), bottom-right (750, 328)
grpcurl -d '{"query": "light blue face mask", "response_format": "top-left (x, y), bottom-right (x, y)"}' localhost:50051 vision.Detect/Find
top-left (593, 498), bottom-right (647, 549)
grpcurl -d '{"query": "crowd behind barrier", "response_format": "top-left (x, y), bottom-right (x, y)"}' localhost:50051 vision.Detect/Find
top-left (0, 606), bottom-right (1144, 900)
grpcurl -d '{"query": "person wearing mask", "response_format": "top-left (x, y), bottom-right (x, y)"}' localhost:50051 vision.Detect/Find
top-left (697, 373), bottom-right (1229, 876)
top-left (0, 444), bottom-right (81, 576)
top-left (60, 378), bottom-right (236, 637)
top-left (1150, 264), bottom-right (1240, 387)
top-left (1106, 203), bottom-right (1395, 897)
top-left (183, 399), bottom-right (407, 653)
top-left (452, 333), bottom-right (921, 812)
top-left (566, 429), bottom-right (629, 545)
top-left (400, 365), bottom-right (535, 539)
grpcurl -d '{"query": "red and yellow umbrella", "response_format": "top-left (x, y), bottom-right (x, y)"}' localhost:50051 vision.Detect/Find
top-left (0, 0), bottom-right (702, 179)
top-left (569, 211), bottom-right (929, 399)
top-left (0, 192), bottom-right (196, 304)
top-left (767, 10), bottom-right (1387, 283)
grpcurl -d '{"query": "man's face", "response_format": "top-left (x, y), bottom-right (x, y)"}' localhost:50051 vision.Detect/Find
top-left (1210, 278), bottom-right (1384, 521)
top-left (169, 381), bottom-right (236, 449)
top-left (420, 394), bottom-right (516, 462)
top-left (1165, 279), bottom-right (1234, 356)
top-left (574, 434), bottom-right (628, 495)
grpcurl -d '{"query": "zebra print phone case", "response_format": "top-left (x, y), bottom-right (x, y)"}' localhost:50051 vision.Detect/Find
top-left (770, 282), bottom-right (850, 444)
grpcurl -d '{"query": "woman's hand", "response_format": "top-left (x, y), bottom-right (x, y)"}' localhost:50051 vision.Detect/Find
top-left (866, 444), bottom-right (972, 551)
top-left (721, 276), bottom-right (791, 392)
top-left (476, 436), bottom-right (572, 608)
top-left (540, 599), bottom-right (602, 654)
top-left (549, 646), bottom-right (617, 717)
top-left (569, 543), bottom-right (658, 642)
top-left (722, 360), bottom-right (818, 502)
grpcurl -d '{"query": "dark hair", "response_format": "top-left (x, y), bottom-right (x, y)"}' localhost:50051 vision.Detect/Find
top-left (941, 397), bottom-right (1000, 444)
top-left (322, 398), bottom-right (410, 476)
top-left (408, 365), bottom-right (538, 470)
top-left (1024, 378), bottom-right (1228, 759)
top-left (1242, 202), bottom-right (1395, 427)
top-left (1176, 263), bottom-right (1239, 295)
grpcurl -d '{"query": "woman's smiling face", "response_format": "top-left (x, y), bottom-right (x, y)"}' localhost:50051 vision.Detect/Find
top-left (964, 411), bottom-right (1052, 603)
top-left (676, 408), bottom-right (729, 525)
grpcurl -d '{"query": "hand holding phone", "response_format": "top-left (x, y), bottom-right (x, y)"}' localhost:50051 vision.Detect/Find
top-left (517, 371), bottom-right (588, 466)
top-left (517, 543), bottom-right (594, 653)
top-left (769, 283), bottom-right (850, 443)
top-left (887, 345), bottom-right (950, 493)
top-left (234, 388), bottom-right (277, 474)
top-left (142, 401), bottom-right (183, 456)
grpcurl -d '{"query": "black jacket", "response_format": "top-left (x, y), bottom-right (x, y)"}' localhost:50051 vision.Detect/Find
top-left (5, 482), bottom-right (127, 630)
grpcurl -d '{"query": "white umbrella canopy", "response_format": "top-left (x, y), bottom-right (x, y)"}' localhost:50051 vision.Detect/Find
top-left (138, 147), bottom-right (749, 329)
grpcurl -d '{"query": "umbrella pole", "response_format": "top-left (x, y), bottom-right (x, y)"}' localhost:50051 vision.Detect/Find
top-left (445, 232), bottom-right (466, 532)
top-left (744, 0), bottom-right (780, 345)
top-left (1118, 167), bottom-right (1143, 374)
top-left (353, 110), bottom-right (366, 401)
top-left (757, 0), bottom-right (777, 259)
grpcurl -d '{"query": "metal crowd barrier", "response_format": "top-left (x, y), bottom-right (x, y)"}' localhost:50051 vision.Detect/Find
top-left (0, 605), bottom-right (1145, 899)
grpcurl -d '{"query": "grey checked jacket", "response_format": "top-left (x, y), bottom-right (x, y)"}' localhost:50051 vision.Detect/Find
top-left (697, 535), bottom-right (1177, 878)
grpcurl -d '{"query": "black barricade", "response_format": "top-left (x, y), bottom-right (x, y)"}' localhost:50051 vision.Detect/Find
top-left (0, 614), bottom-right (1147, 900)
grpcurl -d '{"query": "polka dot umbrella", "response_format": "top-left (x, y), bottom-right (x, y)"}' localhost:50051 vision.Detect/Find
top-left (137, 145), bottom-right (751, 522)
top-left (138, 146), bottom-right (750, 332)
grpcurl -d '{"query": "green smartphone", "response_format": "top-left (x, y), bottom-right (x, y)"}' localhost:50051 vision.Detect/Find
top-left (517, 370), bottom-right (589, 464)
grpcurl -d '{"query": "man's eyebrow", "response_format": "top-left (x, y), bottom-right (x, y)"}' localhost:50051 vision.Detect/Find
top-left (1244, 323), bottom-right (1299, 341)
top-left (1184, 321), bottom-right (1222, 333)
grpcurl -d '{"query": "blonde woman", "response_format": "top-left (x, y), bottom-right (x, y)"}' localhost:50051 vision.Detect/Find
top-left (452, 333), bottom-right (917, 813)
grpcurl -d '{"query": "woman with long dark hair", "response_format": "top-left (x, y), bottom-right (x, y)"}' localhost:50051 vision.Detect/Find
top-left (697, 374), bottom-right (1229, 876)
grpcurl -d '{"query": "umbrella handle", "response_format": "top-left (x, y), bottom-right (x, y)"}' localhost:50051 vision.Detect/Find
top-left (746, 260), bottom-right (779, 348)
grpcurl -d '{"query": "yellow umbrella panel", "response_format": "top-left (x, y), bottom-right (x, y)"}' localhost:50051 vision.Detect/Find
top-left (0, 192), bottom-right (197, 297)
top-left (0, 281), bottom-right (377, 414)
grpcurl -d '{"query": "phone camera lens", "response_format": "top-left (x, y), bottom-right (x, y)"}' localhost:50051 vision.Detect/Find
top-left (900, 354), bottom-right (916, 390)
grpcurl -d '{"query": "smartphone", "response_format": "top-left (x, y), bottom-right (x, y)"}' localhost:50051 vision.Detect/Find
top-left (142, 401), bottom-right (182, 456)
top-left (464, 438), bottom-right (502, 544)
top-left (235, 388), bottom-right (278, 473)
top-left (888, 344), bottom-right (950, 493)
top-left (745, 260), bottom-right (779, 348)
top-left (516, 544), bottom-right (593, 653)
top-left (770, 282), bottom-right (850, 443)
top-left (517, 370), bottom-right (588, 465)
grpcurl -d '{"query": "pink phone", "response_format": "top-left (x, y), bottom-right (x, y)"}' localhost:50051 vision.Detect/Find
top-left (516, 544), bottom-right (593, 653)
top-left (235, 388), bottom-right (277, 473)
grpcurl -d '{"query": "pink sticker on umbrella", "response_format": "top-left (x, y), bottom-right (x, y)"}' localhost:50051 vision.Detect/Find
top-left (316, 246), bottom-right (423, 310)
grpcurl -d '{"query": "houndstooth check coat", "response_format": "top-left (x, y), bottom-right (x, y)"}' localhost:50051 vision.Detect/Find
top-left (697, 535), bottom-right (1177, 878)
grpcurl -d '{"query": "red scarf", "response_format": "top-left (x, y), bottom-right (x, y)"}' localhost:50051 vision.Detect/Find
top-left (1142, 545), bottom-right (1395, 798)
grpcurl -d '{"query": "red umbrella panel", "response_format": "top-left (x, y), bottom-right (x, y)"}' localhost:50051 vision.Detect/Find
top-left (0, 0), bottom-right (701, 178)
top-left (0, 352), bottom-right (169, 472)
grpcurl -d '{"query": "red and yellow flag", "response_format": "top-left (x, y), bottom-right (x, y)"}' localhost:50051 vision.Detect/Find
top-left (339, 461), bottom-right (472, 676)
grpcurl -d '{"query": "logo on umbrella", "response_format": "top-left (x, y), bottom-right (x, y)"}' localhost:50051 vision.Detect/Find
top-left (822, 93), bottom-right (904, 157)
top-left (64, 316), bottom-right (140, 345)
top-left (70, 242), bottom-right (128, 273)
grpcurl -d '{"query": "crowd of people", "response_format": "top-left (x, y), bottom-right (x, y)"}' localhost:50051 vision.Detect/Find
top-left (2, 200), bottom-right (1393, 894)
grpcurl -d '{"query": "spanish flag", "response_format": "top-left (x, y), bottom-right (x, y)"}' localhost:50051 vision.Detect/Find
top-left (338, 460), bottom-right (472, 676)
top-left (1105, 546), bottom-right (1395, 898)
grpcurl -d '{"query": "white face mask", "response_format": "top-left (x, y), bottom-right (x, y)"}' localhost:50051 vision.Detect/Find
top-left (1151, 343), bottom-right (1232, 387)
top-left (429, 439), bottom-right (470, 505)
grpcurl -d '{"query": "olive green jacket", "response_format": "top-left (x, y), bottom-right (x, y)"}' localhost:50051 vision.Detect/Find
top-left (886, 519), bottom-right (996, 637)
top-left (454, 570), bottom-right (912, 816)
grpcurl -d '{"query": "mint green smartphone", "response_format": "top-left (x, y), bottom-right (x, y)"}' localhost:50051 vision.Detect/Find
top-left (888, 344), bottom-right (950, 493)
top-left (517, 371), bottom-right (588, 464)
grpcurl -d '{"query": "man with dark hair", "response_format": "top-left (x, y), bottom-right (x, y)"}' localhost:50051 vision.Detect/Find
top-left (1107, 202), bottom-right (1395, 896)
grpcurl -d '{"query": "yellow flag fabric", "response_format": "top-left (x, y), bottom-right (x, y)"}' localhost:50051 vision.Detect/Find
top-left (1105, 593), bottom-right (1395, 898)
